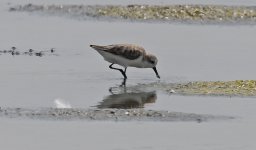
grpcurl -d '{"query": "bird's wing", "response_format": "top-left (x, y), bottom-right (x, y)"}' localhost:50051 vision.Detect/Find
top-left (90, 44), bottom-right (145, 60)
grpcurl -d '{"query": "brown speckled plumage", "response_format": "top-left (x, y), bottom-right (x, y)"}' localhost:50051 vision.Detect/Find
top-left (90, 44), bottom-right (145, 60)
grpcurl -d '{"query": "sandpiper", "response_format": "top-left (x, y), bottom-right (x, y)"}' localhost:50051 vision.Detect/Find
top-left (90, 44), bottom-right (160, 79)
top-left (50, 48), bottom-right (55, 53)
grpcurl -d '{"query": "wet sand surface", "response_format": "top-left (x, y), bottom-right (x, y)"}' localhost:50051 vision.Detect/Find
top-left (1, 0), bottom-right (256, 149)
top-left (0, 107), bottom-right (233, 122)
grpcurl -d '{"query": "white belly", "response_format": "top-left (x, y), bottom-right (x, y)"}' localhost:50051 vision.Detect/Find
top-left (97, 50), bottom-right (144, 68)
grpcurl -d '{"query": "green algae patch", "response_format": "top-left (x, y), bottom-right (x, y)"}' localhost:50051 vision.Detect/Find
top-left (96, 5), bottom-right (256, 23)
top-left (171, 80), bottom-right (256, 97)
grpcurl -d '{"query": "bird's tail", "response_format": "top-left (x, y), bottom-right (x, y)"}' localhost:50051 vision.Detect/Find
top-left (90, 45), bottom-right (108, 51)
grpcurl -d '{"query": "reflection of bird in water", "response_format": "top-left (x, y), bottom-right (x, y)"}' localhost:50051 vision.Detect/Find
top-left (97, 91), bottom-right (157, 109)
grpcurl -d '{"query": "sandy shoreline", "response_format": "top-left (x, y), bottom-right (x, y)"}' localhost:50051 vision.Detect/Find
top-left (9, 4), bottom-right (256, 25)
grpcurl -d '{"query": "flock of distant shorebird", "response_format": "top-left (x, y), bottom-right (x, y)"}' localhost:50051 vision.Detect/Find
top-left (0, 47), bottom-right (56, 57)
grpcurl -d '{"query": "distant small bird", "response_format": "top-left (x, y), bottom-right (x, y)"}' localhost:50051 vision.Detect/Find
top-left (11, 47), bottom-right (16, 55)
top-left (50, 48), bottom-right (55, 53)
top-left (35, 51), bottom-right (43, 57)
top-left (90, 44), bottom-right (160, 79)
top-left (29, 49), bottom-right (33, 53)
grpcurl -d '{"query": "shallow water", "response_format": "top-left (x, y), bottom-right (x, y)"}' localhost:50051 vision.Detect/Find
top-left (1, 0), bottom-right (256, 111)
top-left (1, 0), bottom-right (256, 149)
top-left (1, 9), bottom-right (256, 109)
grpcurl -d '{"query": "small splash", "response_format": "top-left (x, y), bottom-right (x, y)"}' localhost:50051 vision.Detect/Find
top-left (54, 98), bottom-right (72, 108)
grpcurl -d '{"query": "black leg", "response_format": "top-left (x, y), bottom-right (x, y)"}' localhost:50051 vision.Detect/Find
top-left (109, 64), bottom-right (127, 79)
top-left (121, 78), bottom-right (127, 87)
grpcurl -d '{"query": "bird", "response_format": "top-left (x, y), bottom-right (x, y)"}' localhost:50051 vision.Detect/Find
top-left (35, 51), bottom-right (43, 57)
top-left (50, 48), bottom-right (55, 53)
top-left (11, 47), bottom-right (16, 55)
top-left (90, 44), bottom-right (160, 79)
top-left (11, 47), bottom-right (16, 51)
top-left (29, 49), bottom-right (33, 53)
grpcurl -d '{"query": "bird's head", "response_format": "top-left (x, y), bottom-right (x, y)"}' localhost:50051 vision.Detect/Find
top-left (145, 54), bottom-right (158, 67)
top-left (145, 54), bottom-right (160, 79)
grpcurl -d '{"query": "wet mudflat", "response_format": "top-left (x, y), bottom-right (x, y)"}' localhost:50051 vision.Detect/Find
top-left (1, 0), bottom-right (256, 150)
top-left (0, 107), bottom-right (233, 122)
